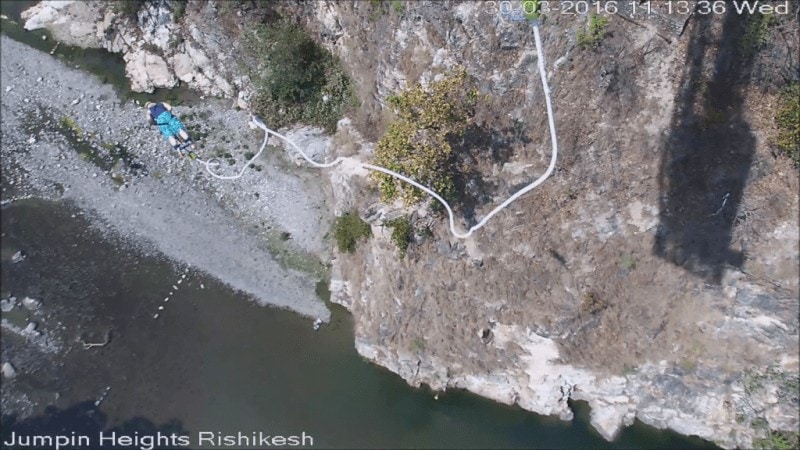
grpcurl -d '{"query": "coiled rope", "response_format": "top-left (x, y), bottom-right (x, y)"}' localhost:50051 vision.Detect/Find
top-left (197, 22), bottom-right (558, 239)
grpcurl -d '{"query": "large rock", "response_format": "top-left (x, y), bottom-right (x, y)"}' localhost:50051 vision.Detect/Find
top-left (170, 52), bottom-right (194, 83)
top-left (136, 1), bottom-right (174, 51)
top-left (1, 362), bottom-right (17, 379)
top-left (21, 296), bottom-right (42, 311)
top-left (124, 49), bottom-right (177, 92)
top-left (167, 41), bottom-right (234, 97)
top-left (21, 0), bottom-right (104, 48)
top-left (0, 297), bottom-right (17, 313)
top-left (11, 250), bottom-right (26, 263)
top-left (279, 127), bottom-right (332, 165)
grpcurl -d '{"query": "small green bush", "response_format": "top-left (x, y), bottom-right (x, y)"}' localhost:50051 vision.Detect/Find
top-left (775, 83), bottom-right (799, 166)
top-left (580, 291), bottom-right (607, 314)
top-left (753, 431), bottom-right (798, 450)
top-left (60, 116), bottom-right (82, 137)
top-left (700, 107), bottom-right (727, 130)
top-left (333, 211), bottom-right (372, 253)
top-left (369, 0), bottom-right (404, 17)
top-left (741, 12), bottom-right (776, 58)
top-left (410, 337), bottom-right (425, 351)
top-left (577, 14), bottom-right (609, 49)
top-left (172, 0), bottom-right (188, 20)
top-left (386, 216), bottom-right (413, 257)
top-left (112, 0), bottom-right (147, 18)
top-left (242, 20), bottom-right (355, 132)
top-left (620, 254), bottom-right (637, 270)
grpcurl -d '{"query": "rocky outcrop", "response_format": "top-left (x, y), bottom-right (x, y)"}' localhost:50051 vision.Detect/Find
top-left (1, 362), bottom-right (17, 380)
top-left (21, 0), bottom-right (102, 48)
top-left (123, 48), bottom-right (176, 92)
top-left (22, 0), bottom-right (243, 99)
top-left (0, 297), bottom-right (17, 313)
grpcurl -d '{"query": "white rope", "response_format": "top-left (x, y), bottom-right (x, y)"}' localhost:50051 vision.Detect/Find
top-left (195, 133), bottom-right (272, 180)
top-left (198, 22), bottom-right (558, 239)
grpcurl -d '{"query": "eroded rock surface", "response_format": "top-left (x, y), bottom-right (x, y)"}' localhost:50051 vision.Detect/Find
top-left (23, 0), bottom-right (243, 97)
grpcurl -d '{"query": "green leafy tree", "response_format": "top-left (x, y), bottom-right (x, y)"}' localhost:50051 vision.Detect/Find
top-left (242, 20), bottom-right (355, 132)
top-left (373, 67), bottom-right (478, 204)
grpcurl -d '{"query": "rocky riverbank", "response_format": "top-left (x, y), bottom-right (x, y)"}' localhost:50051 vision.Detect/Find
top-left (5, 1), bottom-right (799, 448)
top-left (1, 35), bottom-right (331, 321)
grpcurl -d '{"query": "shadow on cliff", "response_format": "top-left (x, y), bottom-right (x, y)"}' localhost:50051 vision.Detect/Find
top-left (451, 123), bottom-right (531, 226)
top-left (1, 401), bottom-right (192, 449)
top-left (654, 10), bottom-right (759, 284)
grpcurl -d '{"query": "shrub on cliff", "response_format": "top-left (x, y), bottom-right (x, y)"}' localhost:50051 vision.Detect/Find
top-left (775, 83), bottom-right (799, 166)
top-left (333, 211), bottom-right (372, 253)
top-left (741, 11), bottom-right (777, 58)
top-left (386, 216), bottom-right (412, 257)
top-left (577, 14), bottom-right (609, 49)
top-left (112, 0), bottom-right (147, 19)
top-left (242, 20), bottom-right (355, 133)
top-left (172, 0), bottom-right (188, 20)
top-left (372, 67), bottom-right (478, 205)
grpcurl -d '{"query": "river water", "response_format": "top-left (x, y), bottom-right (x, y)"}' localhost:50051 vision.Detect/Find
top-left (1, 1), bottom-right (718, 448)
top-left (0, 202), bottom-right (717, 450)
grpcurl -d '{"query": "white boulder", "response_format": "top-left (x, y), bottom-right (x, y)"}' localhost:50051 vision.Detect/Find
top-left (124, 49), bottom-right (177, 92)
top-left (0, 297), bottom-right (17, 313)
top-left (1, 362), bottom-right (17, 379)
top-left (22, 296), bottom-right (42, 311)
top-left (22, 0), bottom-right (103, 48)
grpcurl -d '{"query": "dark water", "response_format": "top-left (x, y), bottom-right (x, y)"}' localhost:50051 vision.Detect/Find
top-left (0, 200), bottom-right (719, 449)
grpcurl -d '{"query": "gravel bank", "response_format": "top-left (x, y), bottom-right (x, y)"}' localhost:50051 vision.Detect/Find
top-left (1, 35), bottom-right (331, 321)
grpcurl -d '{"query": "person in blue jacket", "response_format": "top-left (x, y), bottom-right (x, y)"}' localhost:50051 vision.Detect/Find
top-left (145, 101), bottom-right (196, 156)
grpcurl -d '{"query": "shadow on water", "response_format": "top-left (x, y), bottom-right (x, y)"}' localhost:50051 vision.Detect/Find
top-left (654, 9), bottom-right (757, 284)
top-left (1, 402), bottom-right (192, 450)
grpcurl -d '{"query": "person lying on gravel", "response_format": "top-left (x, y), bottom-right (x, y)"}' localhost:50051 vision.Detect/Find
top-left (145, 101), bottom-right (196, 157)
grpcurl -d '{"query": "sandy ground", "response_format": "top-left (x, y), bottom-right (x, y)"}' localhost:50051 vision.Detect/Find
top-left (0, 35), bottom-right (331, 321)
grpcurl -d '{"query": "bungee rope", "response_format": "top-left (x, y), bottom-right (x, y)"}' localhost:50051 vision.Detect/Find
top-left (195, 22), bottom-right (558, 239)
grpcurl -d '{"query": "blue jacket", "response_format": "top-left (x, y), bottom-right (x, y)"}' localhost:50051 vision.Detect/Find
top-left (149, 103), bottom-right (170, 124)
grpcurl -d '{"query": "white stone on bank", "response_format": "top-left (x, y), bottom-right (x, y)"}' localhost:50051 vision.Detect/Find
top-left (22, 296), bottom-right (42, 310)
top-left (2, 362), bottom-right (17, 379)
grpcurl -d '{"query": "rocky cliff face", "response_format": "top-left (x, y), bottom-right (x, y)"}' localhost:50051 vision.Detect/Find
top-left (22, 0), bottom-right (248, 98)
top-left (303, 2), bottom-right (800, 448)
top-left (21, 1), bottom-right (799, 448)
